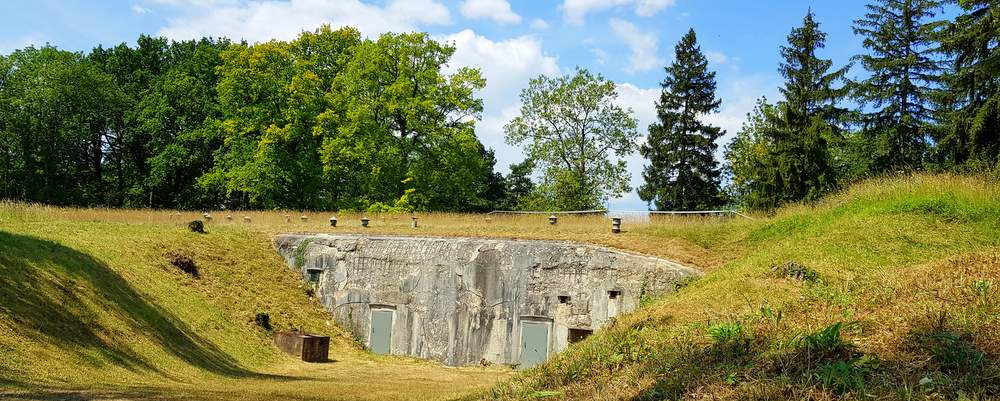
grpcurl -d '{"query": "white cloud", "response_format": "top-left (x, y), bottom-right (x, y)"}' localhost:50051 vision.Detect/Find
top-left (561, 0), bottom-right (676, 25)
top-left (609, 18), bottom-right (663, 74)
top-left (705, 50), bottom-right (728, 65)
top-left (156, 0), bottom-right (451, 41)
top-left (530, 18), bottom-right (550, 30)
top-left (441, 30), bottom-right (560, 172)
top-left (460, 0), bottom-right (521, 25)
top-left (132, 4), bottom-right (151, 14)
top-left (590, 47), bottom-right (608, 65)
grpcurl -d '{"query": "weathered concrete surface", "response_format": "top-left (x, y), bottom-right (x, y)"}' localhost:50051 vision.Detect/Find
top-left (274, 234), bottom-right (701, 367)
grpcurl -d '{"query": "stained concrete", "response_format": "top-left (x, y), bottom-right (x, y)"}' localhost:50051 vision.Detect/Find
top-left (273, 234), bottom-right (701, 367)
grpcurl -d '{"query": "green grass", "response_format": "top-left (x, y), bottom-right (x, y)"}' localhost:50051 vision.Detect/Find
top-left (0, 213), bottom-right (507, 400)
top-left (478, 174), bottom-right (1000, 400)
top-left (1, 173), bottom-right (998, 400)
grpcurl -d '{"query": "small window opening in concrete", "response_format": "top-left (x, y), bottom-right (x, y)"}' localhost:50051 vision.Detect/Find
top-left (558, 295), bottom-right (571, 304)
top-left (608, 290), bottom-right (621, 299)
top-left (568, 328), bottom-right (593, 344)
top-left (306, 269), bottom-right (321, 283)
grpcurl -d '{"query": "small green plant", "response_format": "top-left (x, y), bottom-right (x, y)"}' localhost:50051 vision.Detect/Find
top-left (796, 322), bottom-right (856, 362)
top-left (814, 357), bottom-right (872, 394)
top-left (294, 238), bottom-right (314, 270)
top-left (928, 332), bottom-right (985, 374)
top-left (706, 322), bottom-right (754, 362)
top-left (971, 279), bottom-right (992, 297)
top-left (708, 322), bottom-right (745, 343)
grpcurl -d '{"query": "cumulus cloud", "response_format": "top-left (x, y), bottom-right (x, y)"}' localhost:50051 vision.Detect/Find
top-left (609, 18), bottom-right (663, 74)
top-left (156, 0), bottom-right (451, 41)
top-left (705, 50), bottom-right (728, 65)
top-left (530, 18), bottom-right (550, 30)
top-left (460, 0), bottom-right (521, 25)
top-left (561, 0), bottom-right (676, 25)
top-left (440, 30), bottom-right (560, 171)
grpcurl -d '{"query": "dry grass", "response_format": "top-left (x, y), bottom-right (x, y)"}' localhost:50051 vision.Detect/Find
top-left (2, 173), bottom-right (998, 400)
top-left (474, 174), bottom-right (1000, 400)
top-left (0, 207), bottom-right (509, 400)
top-left (0, 203), bottom-right (742, 270)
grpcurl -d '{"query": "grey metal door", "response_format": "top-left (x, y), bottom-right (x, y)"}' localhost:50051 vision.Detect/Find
top-left (519, 321), bottom-right (549, 369)
top-left (370, 309), bottom-right (393, 355)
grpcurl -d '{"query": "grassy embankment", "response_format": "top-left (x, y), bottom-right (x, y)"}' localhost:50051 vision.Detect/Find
top-left (476, 174), bottom-right (1000, 400)
top-left (0, 173), bottom-right (997, 400)
top-left (0, 206), bottom-right (508, 400)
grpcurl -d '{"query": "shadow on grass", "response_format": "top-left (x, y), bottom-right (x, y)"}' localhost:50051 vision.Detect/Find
top-left (0, 231), bottom-right (293, 384)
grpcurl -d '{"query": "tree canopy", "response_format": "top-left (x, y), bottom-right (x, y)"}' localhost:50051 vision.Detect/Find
top-left (504, 68), bottom-right (638, 211)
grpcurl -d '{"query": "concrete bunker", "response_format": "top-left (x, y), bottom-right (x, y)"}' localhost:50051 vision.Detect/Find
top-left (274, 234), bottom-right (700, 367)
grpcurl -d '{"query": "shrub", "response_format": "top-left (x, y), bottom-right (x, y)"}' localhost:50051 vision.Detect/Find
top-left (187, 220), bottom-right (205, 233)
top-left (166, 252), bottom-right (199, 278)
top-left (254, 312), bottom-right (272, 331)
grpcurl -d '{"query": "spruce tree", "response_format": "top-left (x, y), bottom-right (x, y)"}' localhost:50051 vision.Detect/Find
top-left (639, 29), bottom-right (723, 211)
top-left (736, 11), bottom-right (848, 210)
top-left (852, 0), bottom-right (946, 173)
top-left (936, 0), bottom-right (999, 166)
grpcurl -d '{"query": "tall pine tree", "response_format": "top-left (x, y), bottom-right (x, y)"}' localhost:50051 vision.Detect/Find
top-left (936, 0), bottom-right (999, 167)
top-left (639, 29), bottom-right (723, 211)
top-left (727, 11), bottom-right (848, 210)
top-left (852, 0), bottom-right (946, 173)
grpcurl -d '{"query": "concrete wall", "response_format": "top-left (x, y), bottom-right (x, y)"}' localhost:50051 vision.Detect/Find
top-left (273, 234), bottom-right (701, 367)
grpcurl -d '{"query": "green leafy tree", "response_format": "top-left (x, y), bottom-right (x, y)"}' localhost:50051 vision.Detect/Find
top-left (935, 0), bottom-right (999, 167)
top-left (504, 68), bottom-right (639, 210)
top-left (851, 0), bottom-right (946, 174)
top-left (504, 159), bottom-right (537, 210)
top-left (639, 29), bottom-right (724, 211)
top-left (724, 98), bottom-right (781, 207)
top-left (0, 47), bottom-right (122, 205)
top-left (321, 31), bottom-right (487, 211)
top-left (138, 38), bottom-right (230, 209)
top-left (206, 26), bottom-right (361, 209)
top-left (727, 11), bottom-right (848, 210)
top-left (89, 35), bottom-right (173, 206)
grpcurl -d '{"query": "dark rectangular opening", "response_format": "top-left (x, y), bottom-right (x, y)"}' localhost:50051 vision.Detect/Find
top-left (568, 328), bottom-right (593, 344)
top-left (558, 295), bottom-right (571, 304)
top-left (307, 269), bottom-right (321, 283)
top-left (608, 290), bottom-right (621, 299)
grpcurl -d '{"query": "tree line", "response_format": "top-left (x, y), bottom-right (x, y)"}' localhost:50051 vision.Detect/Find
top-left (0, 27), bottom-right (505, 211)
top-left (0, 0), bottom-right (997, 212)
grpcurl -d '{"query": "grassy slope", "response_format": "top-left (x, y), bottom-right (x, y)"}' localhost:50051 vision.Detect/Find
top-left (0, 210), bottom-right (506, 400)
top-left (479, 175), bottom-right (1000, 400)
top-left (1, 174), bottom-right (997, 400)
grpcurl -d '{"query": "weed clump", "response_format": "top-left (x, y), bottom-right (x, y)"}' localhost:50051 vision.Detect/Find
top-left (774, 260), bottom-right (820, 282)
top-left (254, 312), bottom-right (272, 331)
top-left (188, 220), bottom-right (205, 233)
top-left (908, 312), bottom-right (987, 375)
top-left (166, 252), bottom-right (199, 278)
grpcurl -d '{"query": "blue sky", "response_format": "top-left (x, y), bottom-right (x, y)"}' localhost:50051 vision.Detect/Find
top-left (0, 0), bottom-right (931, 210)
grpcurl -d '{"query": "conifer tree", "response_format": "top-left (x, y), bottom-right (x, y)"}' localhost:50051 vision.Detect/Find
top-left (639, 29), bottom-right (723, 210)
top-left (936, 0), bottom-right (999, 166)
top-left (852, 0), bottom-right (946, 173)
top-left (726, 11), bottom-right (848, 210)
